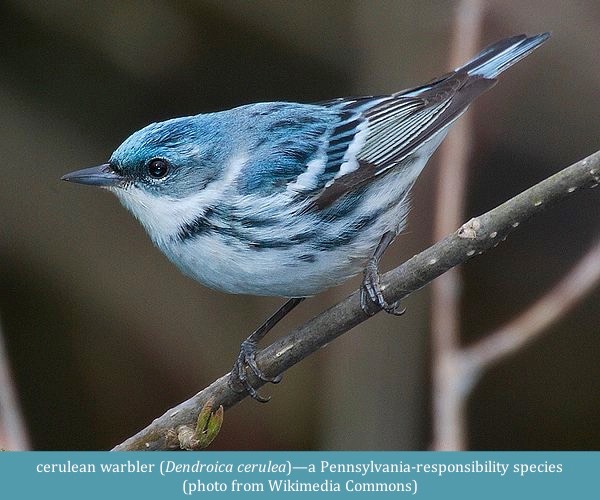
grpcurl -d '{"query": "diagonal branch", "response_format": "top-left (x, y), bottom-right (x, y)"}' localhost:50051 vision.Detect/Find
top-left (463, 237), bottom-right (600, 372)
top-left (113, 150), bottom-right (600, 451)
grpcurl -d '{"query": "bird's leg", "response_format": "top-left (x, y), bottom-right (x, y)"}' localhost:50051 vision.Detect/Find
top-left (361, 231), bottom-right (406, 316)
top-left (230, 297), bottom-right (305, 402)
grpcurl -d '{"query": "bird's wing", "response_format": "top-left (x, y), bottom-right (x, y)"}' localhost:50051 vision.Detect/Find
top-left (236, 82), bottom-right (490, 205)
top-left (308, 74), bottom-right (494, 208)
top-left (237, 34), bottom-right (547, 207)
top-left (307, 33), bottom-right (548, 208)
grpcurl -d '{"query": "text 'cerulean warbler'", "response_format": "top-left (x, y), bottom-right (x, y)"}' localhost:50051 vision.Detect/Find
top-left (63, 33), bottom-right (549, 401)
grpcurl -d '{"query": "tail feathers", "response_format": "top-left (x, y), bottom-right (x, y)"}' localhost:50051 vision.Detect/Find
top-left (458, 32), bottom-right (550, 79)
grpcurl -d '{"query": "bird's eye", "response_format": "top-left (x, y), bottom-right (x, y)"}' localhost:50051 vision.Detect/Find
top-left (147, 159), bottom-right (169, 179)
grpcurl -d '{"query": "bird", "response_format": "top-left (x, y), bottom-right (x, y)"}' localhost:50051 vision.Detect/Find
top-left (62, 33), bottom-right (549, 401)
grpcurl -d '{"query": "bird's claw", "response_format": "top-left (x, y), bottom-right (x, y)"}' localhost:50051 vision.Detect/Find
top-left (360, 261), bottom-right (406, 316)
top-left (229, 339), bottom-right (281, 403)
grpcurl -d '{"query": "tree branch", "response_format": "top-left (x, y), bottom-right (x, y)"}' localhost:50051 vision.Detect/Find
top-left (431, 0), bottom-right (484, 450)
top-left (113, 150), bottom-right (600, 451)
top-left (0, 316), bottom-right (30, 450)
top-left (463, 237), bottom-right (600, 373)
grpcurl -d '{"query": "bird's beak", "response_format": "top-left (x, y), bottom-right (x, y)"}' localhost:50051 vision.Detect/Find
top-left (61, 163), bottom-right (123, 187)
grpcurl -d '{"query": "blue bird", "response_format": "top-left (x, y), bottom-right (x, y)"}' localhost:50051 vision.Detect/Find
top-left (63, 33), bottom-right (549, 401)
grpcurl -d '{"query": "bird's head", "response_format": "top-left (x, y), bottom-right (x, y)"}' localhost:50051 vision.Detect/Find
top-left (63, 116), bottom-right (227, 194)
top-left (62, 115), bottom-right (229, 241)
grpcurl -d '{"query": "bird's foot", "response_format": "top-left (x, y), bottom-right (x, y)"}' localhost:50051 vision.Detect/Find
top-left (360, 259), bottom-right (406, 316)
top-left (229, 338), bottom-right (282, 403)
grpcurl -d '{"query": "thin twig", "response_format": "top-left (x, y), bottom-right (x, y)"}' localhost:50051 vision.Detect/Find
top-left (431, 0), bottom-right (484, 451)
top-left (463, 238), bottom-right (600, 374)
top-left (113, 150), bottom-right (600, 450)
top-left (0, 316), bottom-right (30, 450)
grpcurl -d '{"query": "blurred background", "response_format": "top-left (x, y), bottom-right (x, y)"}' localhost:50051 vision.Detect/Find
top-left (0, 0), bottom-right (598, 450)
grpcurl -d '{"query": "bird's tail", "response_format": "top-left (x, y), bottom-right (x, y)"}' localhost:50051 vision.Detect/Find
top-left (458, 32), bottom-right (550, 79)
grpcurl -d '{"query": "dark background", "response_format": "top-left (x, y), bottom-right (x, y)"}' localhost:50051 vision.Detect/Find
top-left (0, 0), bottom-right (598, 450)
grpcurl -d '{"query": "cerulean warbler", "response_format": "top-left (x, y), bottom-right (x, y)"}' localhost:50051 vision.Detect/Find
top-left (63, 33), bottom-right (549, 400)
